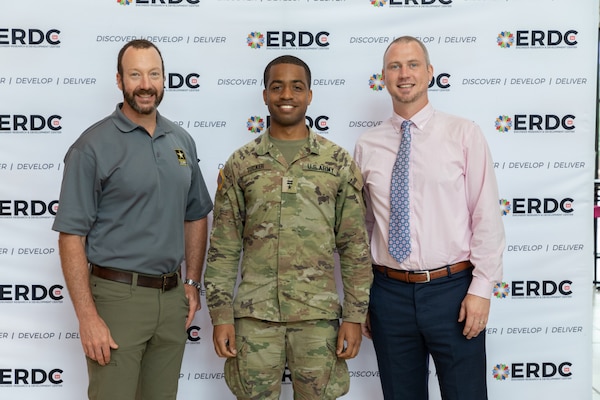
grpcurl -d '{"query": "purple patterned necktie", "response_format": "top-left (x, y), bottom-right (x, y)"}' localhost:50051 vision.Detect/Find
top-left (388, 120), bottom-right (412, 263)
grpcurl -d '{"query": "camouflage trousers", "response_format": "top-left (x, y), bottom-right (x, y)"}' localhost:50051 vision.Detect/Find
top-left (224, 318), bottom-right (350, 400)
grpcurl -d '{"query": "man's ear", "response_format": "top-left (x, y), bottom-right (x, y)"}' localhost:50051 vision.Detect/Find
top-left (116, 73), bottom-right (123, 91)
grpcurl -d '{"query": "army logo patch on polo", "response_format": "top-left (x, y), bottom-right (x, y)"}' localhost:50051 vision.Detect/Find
top-left (174, 149), bottom-right (188, 166)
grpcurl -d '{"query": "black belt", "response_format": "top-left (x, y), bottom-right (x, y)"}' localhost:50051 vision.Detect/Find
top-left (373, 261), bottom-right (472, 283)
top-left (90, 264), bottom-right (179, 292)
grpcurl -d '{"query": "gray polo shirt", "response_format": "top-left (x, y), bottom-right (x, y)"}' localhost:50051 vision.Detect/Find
top-left (52, 104), bottom-right (213, 275)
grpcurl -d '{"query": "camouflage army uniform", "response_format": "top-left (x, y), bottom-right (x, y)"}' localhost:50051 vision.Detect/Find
top-left (205, 128), bottom-right (372, 399)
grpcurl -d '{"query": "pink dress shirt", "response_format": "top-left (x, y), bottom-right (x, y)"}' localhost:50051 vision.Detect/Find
top-left (354, 103), bottom-right (505, 298)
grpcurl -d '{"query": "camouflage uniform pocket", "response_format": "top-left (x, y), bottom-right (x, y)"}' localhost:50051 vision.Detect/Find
top-left (322, 338), bottom-right (350, 399)
top-left (224, 331), bottom-right (284, 400)
top-left (289, 328), bottom-right (350, 400)
top-left (224, 336), bottom-right (251, 398)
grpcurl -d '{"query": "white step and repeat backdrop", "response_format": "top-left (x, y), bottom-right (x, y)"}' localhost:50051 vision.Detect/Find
top-left (1, 1), bottom-right (598, 399)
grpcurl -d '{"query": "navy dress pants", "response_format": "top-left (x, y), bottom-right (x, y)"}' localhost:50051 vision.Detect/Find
top-left (369, 267), bottom-right (487, 400)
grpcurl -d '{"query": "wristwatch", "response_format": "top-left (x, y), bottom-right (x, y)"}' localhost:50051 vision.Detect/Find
top-left (183, 278), bottom-right (202, 290)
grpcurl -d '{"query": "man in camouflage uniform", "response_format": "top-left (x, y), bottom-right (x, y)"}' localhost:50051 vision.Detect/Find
top-left (204, 55), bottom-right (373, 400)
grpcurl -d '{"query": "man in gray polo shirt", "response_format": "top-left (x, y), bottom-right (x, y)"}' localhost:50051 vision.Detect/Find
top-left (52, 39), bottom-right (213, 400)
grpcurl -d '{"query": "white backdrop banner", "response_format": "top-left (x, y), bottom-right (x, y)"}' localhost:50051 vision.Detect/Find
top-left (0, 1), bottom-right (597, 399)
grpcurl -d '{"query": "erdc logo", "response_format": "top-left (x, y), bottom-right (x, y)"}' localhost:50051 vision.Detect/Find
top-left (0, 29), bottom-right (60, 46)
top-left (492, 362), bottom-right (572, 381)
top-left (497, 30), bottom-right (577, 48)
top-left (0, 284), bottom-right (64, 302)
top-left (429, 73), bottom-right (450, 89)
top-left (246, 31), bottom-right (330, 49)
top-left (371, 0), bottom-right (452, 7)
top-left (495, 114), bottom-right (575, 133)
top-left (493, 280), bottom-right (573, 299)
top-left (0, 368), bottom-right (64, 385)
top-left (0, 115), bottom-right (62, 132)
top-left (167, 73), bottom-right (200, 90)
top-left (0, 200), bottom-right (59, 217)
top-left (187, 326), bottom-right (201, 342)
top-left (499, 197), bottom-right (574, 216)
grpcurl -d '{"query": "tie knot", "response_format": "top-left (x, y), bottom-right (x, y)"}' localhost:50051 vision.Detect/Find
top-left (401, 120), bottom-right (412, 132)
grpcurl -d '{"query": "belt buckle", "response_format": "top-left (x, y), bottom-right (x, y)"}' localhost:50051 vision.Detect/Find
top-left (162, 275), bottom-right (168, 292)
top-left (413, 270), bottom-right (431, 283)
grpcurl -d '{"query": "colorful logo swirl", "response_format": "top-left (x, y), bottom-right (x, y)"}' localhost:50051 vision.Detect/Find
top-left (499, 199), bottom-right (511, 216)
top-left (371, 0), bottom-right (387, 6)
top-left (495, 115), bottom-right (512, 133)
top-left (497, 31), bottom-right (514, 48)
top-left (247, 116), bottom-right (265, 134)
top-left (247, 32), bottom-right (265, 49)
top-left (369, 73), bottom-right (385, 91)
top-left (493, 282), bottom-right (510, 299)
top-left (492, 364), bottom-right (510, 381)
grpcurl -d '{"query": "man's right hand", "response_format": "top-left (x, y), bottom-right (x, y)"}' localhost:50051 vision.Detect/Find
top-left (80, 315), bottom-right (119, 366)
top-left (57, 233), bottom-right (119, 366)
top-left (212, 324), bottom-right (237, 358)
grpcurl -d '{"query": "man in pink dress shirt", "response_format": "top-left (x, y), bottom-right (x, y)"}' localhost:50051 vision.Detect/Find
top-left (354, 36), bottom-right (505, 400)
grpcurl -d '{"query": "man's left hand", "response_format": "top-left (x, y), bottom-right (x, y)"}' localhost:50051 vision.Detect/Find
top-left (184, 285), bottom-right (201, 329)
top-left (458, 294), bottom-right (490, 339)
top-left (336, 321), bottom-right (362, 359)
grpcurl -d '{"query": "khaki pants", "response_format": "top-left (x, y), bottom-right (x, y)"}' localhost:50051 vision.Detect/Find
top-left (87, 272), bottom-right (189, 400)
top-left (225, 318), bottom-right (349, 400)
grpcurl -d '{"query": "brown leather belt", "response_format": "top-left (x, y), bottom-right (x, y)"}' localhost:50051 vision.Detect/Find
top-left (373, 261), bottom-right (472, 283)
top-left (90, 264), bottom-right (179, 292)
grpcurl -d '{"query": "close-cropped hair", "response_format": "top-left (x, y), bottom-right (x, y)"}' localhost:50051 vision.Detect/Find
top-left (383, 35), bottom-right (431, 67)
top-left (263, 55), bottom-right (312, 88)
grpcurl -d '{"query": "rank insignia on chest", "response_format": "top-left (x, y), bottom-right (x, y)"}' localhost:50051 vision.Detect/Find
top-left (174, 149), bottom-right (187, 166)
top-left (282, 176), bottom-right (297, 194)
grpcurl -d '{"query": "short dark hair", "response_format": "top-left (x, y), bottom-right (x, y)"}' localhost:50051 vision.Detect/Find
top-left (263, 55), bottom-right (311, 89)
top-left (117, 39), bottom-right (165, 77)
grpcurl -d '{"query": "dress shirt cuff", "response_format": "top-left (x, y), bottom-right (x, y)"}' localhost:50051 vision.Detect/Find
top-left (467, 275), bottom-right (497, 299)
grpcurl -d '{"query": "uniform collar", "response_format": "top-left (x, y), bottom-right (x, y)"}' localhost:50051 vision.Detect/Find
top-left (256, 127), bottom-right (320, 157)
